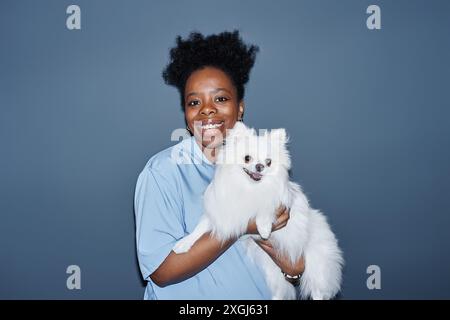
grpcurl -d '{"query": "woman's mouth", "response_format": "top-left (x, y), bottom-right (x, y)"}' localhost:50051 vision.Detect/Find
top-left (194, 120), bottom-right (225, 132)
top-left (243, 168), bottom-right (263, 181)
top-left (192, 119), bottom-right (226, 145)
top-left (200, 122), bottom-right (224, 130)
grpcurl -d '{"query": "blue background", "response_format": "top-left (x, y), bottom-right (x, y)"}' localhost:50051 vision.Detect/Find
top-left (1, 0), bottom-right (449, 299)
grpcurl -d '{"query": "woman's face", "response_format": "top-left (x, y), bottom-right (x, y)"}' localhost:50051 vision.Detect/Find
top-left (184, 66), bottom-right (244, 149)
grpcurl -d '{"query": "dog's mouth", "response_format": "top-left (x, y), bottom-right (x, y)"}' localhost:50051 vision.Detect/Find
top-left (243, 168), bottom-right (263, 181)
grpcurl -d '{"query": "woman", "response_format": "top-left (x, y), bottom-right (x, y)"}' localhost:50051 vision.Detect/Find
top-left (134, 30), bottom-right (305, 299)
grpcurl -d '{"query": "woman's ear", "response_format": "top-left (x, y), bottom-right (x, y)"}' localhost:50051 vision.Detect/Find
top-left (238, 101), bottom-right (245, 121)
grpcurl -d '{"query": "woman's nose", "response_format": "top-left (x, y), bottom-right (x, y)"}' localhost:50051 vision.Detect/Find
top-left (200, 101), bottom-right (217, 116)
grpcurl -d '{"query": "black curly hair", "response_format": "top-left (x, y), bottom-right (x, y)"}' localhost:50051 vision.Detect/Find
top-left (162, 30), bottom-right (259, 109)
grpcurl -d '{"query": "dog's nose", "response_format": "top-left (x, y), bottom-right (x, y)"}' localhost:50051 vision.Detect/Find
top-left (255, 163), bottom-right (264, 172)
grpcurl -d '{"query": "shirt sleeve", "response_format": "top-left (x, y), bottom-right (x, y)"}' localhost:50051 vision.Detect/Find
top-left (134, 166), bottom-right (185, 281)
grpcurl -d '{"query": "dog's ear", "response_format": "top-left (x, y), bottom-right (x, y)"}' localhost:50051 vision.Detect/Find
top-left (269, 128), bottom-right (291, 169)
top-left (226, 121), bottom-right (250, 140)
top-left (270, 128), bottom-right (288, 144)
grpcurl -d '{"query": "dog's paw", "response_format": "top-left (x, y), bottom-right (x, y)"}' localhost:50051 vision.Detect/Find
top-left (257, 224), bottom-right (272, 240)
top-left (173, 238), bottom-right (193, 254)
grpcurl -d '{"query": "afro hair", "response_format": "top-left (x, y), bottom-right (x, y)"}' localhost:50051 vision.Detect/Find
top-left (162, 30), bottom-right (259, 109)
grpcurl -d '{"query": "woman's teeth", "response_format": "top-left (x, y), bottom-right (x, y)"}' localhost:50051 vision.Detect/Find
top-left (201, 122), bottom-right (223, 129)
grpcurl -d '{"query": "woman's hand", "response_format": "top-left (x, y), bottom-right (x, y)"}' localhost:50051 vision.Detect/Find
top-left (245, 205), bottom-right (290, 235)
top-left (245, 205), bottom-right (305, 277)
top-left (255, 239), bottom-right (305, 277)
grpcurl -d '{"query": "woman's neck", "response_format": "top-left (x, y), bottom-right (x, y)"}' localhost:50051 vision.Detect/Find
top-left (195, 139), bottom-right (217, 164)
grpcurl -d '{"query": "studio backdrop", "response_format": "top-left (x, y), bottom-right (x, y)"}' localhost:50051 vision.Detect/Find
top-left (1, 0), bottom-right (449, 299)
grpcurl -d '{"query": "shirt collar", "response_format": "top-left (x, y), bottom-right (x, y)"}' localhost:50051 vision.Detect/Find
top-left (190, 136), bottom-right (214, 167)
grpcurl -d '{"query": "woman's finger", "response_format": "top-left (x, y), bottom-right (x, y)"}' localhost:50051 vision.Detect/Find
top-left (276, 205), bottom-right (285, 217)
top-left (272, 217), bottom-right (287, 229)
top-left (257, 238), bottom-right (272, 246)
top-left (275, 209), bottom-right (290, 224)
top-left (271, 206), bottom-right (290, 232)
top-left (273, 221), bottom-right (287, 231)
top-left (272, 218), bottom-right (287, 230)
top-left (282, 207), bottom-right (290, 219)
top-left (279, 211), bottom-right (289, 223)
top-left (272, 219), bottom-right (283, 230)
top-left (255, 239), bottom-right (276, 256)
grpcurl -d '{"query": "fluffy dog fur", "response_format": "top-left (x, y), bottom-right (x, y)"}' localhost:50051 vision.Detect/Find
top-left (173, 122), bottom-right (344, 299)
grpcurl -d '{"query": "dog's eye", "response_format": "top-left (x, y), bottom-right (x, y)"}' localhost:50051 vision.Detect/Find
top-left (244, 155), bottom-right (252, 163)
top-left (265, 158), bottom-right (272, 167)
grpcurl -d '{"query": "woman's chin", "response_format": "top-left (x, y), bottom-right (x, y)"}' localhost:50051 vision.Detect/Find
top-left (197, 130), bottom-right (225, 149)
top-left (200, 139), bottom-right (224, 150)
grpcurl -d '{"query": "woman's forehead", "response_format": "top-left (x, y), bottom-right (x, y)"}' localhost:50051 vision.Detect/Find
top-left (185, 67), bottom-right (235, 93)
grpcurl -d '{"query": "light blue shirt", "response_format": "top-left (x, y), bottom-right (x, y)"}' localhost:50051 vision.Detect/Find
top-left (134, 136), bottom-right (272, 300)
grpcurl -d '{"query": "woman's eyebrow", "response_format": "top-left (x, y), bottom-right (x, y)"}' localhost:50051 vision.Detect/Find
top-left (186, 92), bottom-right (198, 98)
top-left (211, 87), bottom-right (230, 94)
top-left (186, 88), bottom-right (231, 98)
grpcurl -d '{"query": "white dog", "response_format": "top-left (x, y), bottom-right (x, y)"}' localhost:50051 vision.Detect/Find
top-left (173, 122), bottom-right (344, 300)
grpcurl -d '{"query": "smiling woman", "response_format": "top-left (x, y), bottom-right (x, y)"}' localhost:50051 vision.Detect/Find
top-left (183, 67), bottom-right (244, 162)
top-left (162, 30), bottom-right (258, 162)
top-left (134, 30), bottom-right (305, 300)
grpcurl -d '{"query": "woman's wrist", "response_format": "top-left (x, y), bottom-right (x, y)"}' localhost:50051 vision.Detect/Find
top-left (280, 256), bottom-right (305, 286)
top-left (282, 271), bottom-right (302, 286)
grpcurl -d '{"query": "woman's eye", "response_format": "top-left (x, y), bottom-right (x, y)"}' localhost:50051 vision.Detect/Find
top-left (188, 100), bottom-right (200, 107)
top-left (215, 96), bottom-right (228, 103)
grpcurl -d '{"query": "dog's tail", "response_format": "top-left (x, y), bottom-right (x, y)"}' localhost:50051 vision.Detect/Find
top-left (300, 209), bottom-right (344, 300)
